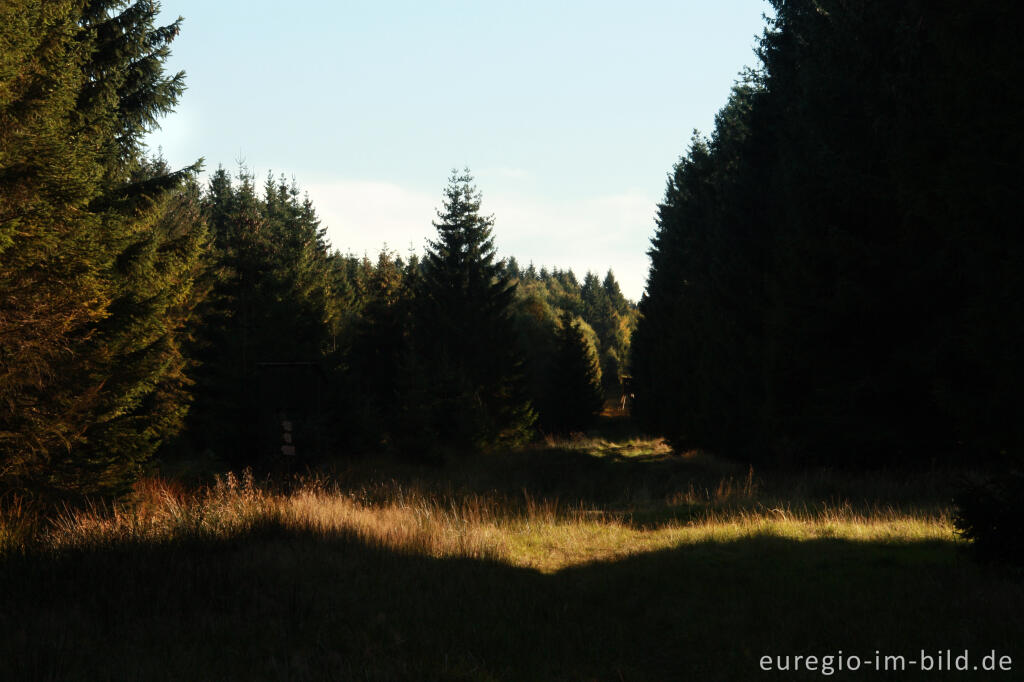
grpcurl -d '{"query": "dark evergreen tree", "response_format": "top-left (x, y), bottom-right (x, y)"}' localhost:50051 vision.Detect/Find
top-left (580, 272), bottom-right (606, 322)
top-left (1, 1), bottom-right (108, 494)
top-left (602, 271), bottom-right (630, 315)
top-left (632, 80), bottom-right (770, 460)
top-left (756, 0), bottom-right (1024, 465)
top-left (411, 169), bottom-right (535, 453)
top-left (0, 0), bottom-right (205, 498)
top-left (504, 256), bottom-right (521, 280)
top-left (68, 158), bottom-right (209, 491)
top-left (543, 312), bottom-right (604, 433)
top-left (188, 167), bottom-right (336, 464)
top-left (345, 250), bottom-right (413, 449)
top-left (633, 1), bottom-right (1023, 469)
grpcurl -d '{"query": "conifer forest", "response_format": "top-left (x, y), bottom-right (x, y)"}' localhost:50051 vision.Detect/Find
top-left (1, 2), bottom-right (1022, 680)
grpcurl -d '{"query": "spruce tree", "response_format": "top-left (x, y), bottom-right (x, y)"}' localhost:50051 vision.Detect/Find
top-left (504, 256), bottom-right (521, 280)
top-left (1, 0), bottom-right (205, 498)
top-left (544, 312), bottom-right (604, 433)
top-left (602, 270), bottom-right (629, 315)
top-left (580, 272), bottom-right (606, 322)
top-left (1, 1), bottom-right (109, 494)
top-left (413, 170), bottom-right (535, 453)
top-left (56, 1), bottom-right (203, 495)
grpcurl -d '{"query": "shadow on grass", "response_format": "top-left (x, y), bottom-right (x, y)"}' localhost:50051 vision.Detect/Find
top-left (323, 414), bottom-right (956, 527)
top-left (326, 433), bottom-right (737, 522)
top-left (2, 524), bottom-right (1021, 681)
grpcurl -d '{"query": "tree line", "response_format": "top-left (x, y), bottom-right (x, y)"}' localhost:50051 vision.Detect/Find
top-left (632, 0), bottom-right (1022, 470)
top-left (0, 1), bottom-right (636, 501)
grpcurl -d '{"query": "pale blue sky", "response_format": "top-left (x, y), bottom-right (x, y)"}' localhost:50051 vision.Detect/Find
top-left (148, 1), bottom-right (769, 300)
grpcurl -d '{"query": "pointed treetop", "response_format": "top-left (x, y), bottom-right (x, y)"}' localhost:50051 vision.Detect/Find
top-left (426, 168), bottom-right (499, 268)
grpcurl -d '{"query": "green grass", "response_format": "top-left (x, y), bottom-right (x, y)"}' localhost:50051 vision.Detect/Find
top-left (1, 420), bottom-right (1021, 680)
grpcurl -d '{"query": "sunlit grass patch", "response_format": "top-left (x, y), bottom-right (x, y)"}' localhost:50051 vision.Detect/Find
top-left (541, 433), bottom-right (672, 459)
top-left (7, 466), bottom-right (957, 577)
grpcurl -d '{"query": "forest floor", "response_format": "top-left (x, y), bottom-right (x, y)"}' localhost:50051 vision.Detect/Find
top-left (1, 414), bottom-right (1022, 680)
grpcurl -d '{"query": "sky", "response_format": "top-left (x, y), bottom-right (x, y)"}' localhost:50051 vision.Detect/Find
top-left (147, 1), bottom-right (770, 301)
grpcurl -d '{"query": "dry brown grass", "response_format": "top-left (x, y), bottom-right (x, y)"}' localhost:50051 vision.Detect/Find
top-left (6, 464), bottom-right (954, 574)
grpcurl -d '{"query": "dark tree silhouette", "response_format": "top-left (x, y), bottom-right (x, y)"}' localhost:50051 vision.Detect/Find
top-left (543, 312), bottom-right (604, 434)
top-left (632, 1), bottom-right (1023, 468)
top-left (410, 170), bottom-right (535, 453)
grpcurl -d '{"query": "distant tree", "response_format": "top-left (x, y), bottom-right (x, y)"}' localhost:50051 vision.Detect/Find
top-left (577, 270), bottom-right (635, 396)
top-left (402, 252), bottom-right (421, 279)
top-left (602, 270), bottom-right (630, 315)
top-left (504, 256), bottom-right (521, 280)
top-left (542, 267), bottom-right (584, 318)
top-left (510, 282), bottom-right (561, 428)
top-left (543, 312), bottom-right (604, 433)
top-left (345, 250), bottom-right (413, 448)
top-left (506, 264), bottom-right (639, 422)
top-left (411, 169), bottom-right (535, 453)
top-left (580, 272), bottom-right (606, 321)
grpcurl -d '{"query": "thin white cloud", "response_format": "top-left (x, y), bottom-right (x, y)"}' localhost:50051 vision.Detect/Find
top-left (305, 181), bottom-right (438, 258)
top-left (487, 190), bottom-right (656, 299)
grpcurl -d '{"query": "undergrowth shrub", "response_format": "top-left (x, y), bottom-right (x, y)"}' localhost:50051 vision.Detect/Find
top-left (953, 464), bottom-right (1024, 565)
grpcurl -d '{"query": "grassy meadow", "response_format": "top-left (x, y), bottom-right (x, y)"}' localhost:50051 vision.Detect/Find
top-left (1, 416), bottom-right (1021, 681)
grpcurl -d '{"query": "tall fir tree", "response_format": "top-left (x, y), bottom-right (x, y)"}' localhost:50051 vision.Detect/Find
top-left (55, 0), bottom-right (203, 496)
top-left (1, 0), bottom-right (206, 498)
top-left (412, 170), bottom-right (535, 453)
top-left (602, 271), bottom-right (629, 315)
top-left (1, 1), bottom-right (109, 494)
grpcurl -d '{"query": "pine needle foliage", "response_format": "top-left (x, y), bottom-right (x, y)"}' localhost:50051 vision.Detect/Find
top-left (0, 0), bottom-right (205, 500)
top-left (412, 170), bottom-right (535, 454)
